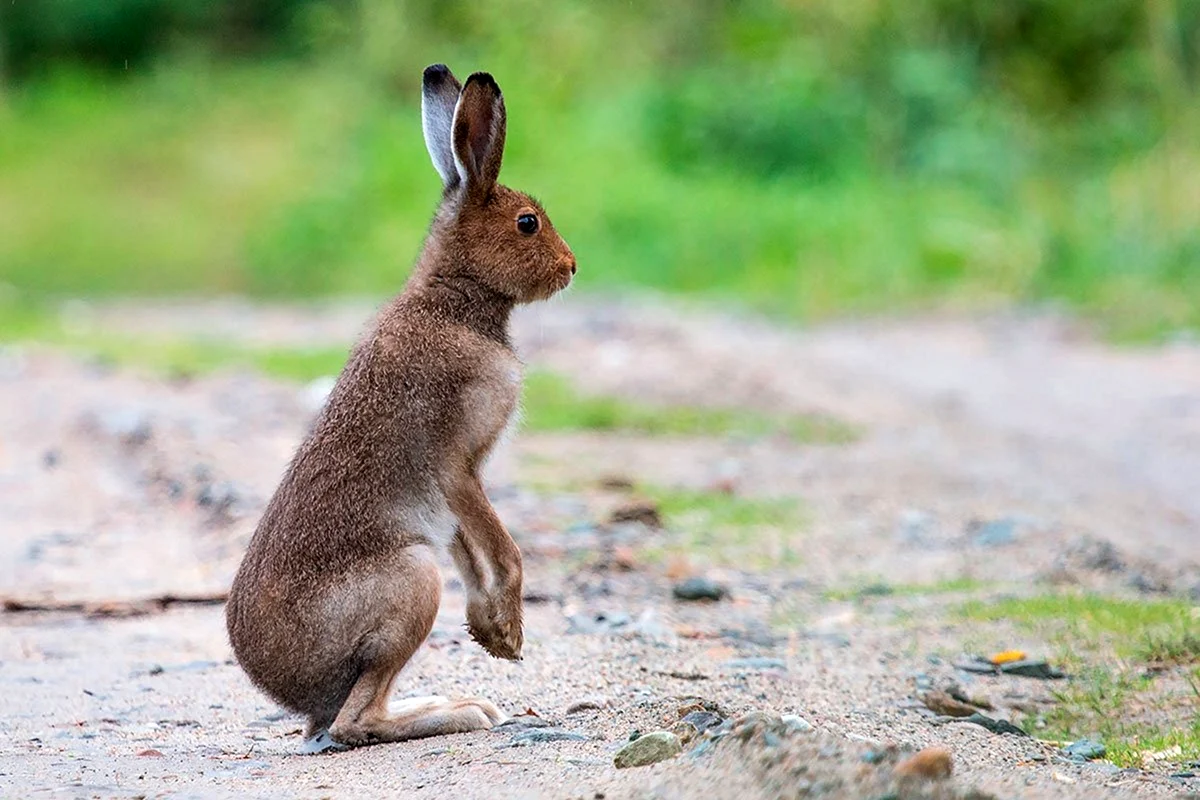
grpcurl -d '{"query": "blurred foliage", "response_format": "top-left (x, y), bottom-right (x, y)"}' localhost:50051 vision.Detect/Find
top-left (1, 0), bottom-right (1198, 337)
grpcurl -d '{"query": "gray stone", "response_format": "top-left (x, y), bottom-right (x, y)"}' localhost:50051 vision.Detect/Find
top-left (724, 657), bottom-right (787, 672)
top-left (509, 728), bottom-right (590, 746)
top-left (959, 712), bottom-right (1029, 737)
top-left (969, 518), bottom-right (1018, 547)
top-left (999, 659), bottom-right (1065, 680)
top-left (613, 731), bottom-right (682, 768)
top-left (781, 714), bottom-right (813, 732)
top-left (1064, 738), bottom-right (1106, 761)
top-left (680, 710), bottom-right (723, 733)
top-left (672, 577), bottom-right (728, 602)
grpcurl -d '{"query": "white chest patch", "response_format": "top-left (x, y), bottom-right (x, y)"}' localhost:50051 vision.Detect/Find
top-left (399, 492), bottom-right (457, 550)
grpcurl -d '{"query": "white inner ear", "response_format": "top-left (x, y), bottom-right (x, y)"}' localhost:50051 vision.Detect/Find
top-left (449, 95), bottom-right (470, 187)
top-left (422, 91), bottom-right (460, 187)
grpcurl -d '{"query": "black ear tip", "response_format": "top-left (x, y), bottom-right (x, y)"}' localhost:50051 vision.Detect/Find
top-left (465, 71), bottom-right (501, 94)
top-left (423, 63), bottom-right (452, 86)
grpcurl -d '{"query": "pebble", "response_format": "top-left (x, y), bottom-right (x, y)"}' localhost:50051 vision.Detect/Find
top-left (724, 657), bottom-right (786, 672)
top-left (1064, 738), bottom-right (1106, 761)
top-left (508, 728), bottom-right (590, 746)
top-left (780, 714), bottom-right (813, 733)
top-left (613, 731), bottom-right (682, 768)
top-left (609, 500), bottom-right (662, 529)
top-left (494, 714), bottom-right (553, 731)
top-left (921, 690), bottom-right (977, 718)
top-left (672, 577), bottom-right (728, 602)
top-left (894, 747), bottom-right (953, 780)
top-left (565, 698), bottom-right (609, 715)
top-left (95, 409), bottom-right (153, 446)
top-left (958, 712), bottom-right (1029, 737)
top-left (999, 659), bottom-right (1065, 679)
top-left (968, 517), bottom-right (1018, 547)
top-left (680, 710), bottom-right (723, 734)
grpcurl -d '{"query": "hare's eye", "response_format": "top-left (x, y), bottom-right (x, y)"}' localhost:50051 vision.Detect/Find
top-left (516, 213), bottom-right (539, 235)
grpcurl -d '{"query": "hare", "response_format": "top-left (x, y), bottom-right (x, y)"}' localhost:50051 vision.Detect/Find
top-left (225, 64), bottom-right (576, 752)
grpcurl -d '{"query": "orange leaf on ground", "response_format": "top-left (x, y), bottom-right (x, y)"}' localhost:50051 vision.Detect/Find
top-left (989, 650), bottom-right (1026, 665)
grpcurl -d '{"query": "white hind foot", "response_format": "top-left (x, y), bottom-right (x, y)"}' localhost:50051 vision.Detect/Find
top-left (388, 695), bottom-right (449, 716)
top-left (329, 695), bottom-right (508, 746)
top-left (301, 727), bottom-right (351, 754)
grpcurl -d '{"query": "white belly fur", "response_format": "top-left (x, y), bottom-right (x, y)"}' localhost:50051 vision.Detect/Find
top-left (397, 491), bottom-right (457, 550)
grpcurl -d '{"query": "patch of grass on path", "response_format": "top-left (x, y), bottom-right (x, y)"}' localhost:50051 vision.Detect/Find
top-left (960, 592), bottom-right (1200, 770)
top-left (0, 314), bottom-right (854, 445)
top-left (522, 370), bottom-right (856, 444)
top-left (960, 592), bottom-right (1198, 660)
top-left (1040, 666), bottom-right (1200, 769)
top-left (824, 576), bottom-right (990, 602)
top-left (0, 311), bottom-right (351, 382)
top-left (640, 485), bottom-right (807, 569)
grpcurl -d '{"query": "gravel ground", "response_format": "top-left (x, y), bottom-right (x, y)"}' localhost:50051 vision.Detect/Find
top-left (2, 295), bottom-right (1199, 799)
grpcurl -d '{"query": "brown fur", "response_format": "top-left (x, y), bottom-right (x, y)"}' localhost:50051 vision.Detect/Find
top-left (225, 65), bottom-right (575, 747)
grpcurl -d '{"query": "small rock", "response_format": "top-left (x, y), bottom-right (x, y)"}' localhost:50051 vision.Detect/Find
top-left (959, 712), bottom-right (1028, 737)
top-left (609, 500), bottom-right (662, 529)
top-left (1064, 738), bottom-right (1106, 761)
top-left (968, 517), bottom-right (1018, 547)
top-left (723, 657), bottom-right (786, 672)
top-left (1062, 536), bottom-right (1125, 573)
top-left (680, 710), bottom-right (723, 734)
top-left (861, 748), bottom-right (889, 765)
top-left (566, 610), bottom-right (632, 635)
top-left (613, 731), bottom-right (681, 768)
top-left (780, 714), bottom-right (812, 733)
top-left (565, 698), bottom-right (609, 715)
top-left (95, 409), bottom-right (153, 446)
top-left (1128, 570), bottom-right (1171, 595)
top-left (922, 690), bottom-right (977, 718)
top-left (509, 728), bottom-right (590, 746)
top-left (999, 659), bottom-right (1065, 679)
top-left (896, 509), bottom-right (935, 545)
top-left (137, 749), bottom-right (164, 758)
top-left (672, 577), bottom-right (728, 602)
top-left (947, 684), bottom-right (993, 710)
top-left (955, 658), bottom-right (998, 675)
top-left (495, 713), bottom-right (552, 731)
top-left (894, 747), bottom-right (953, 780)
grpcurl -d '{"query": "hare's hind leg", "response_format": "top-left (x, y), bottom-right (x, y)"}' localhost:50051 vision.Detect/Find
top-left (322, 546), bottom-right (506, 748)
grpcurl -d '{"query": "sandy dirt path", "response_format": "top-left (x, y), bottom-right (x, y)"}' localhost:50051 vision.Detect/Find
top-left (1, 296), bottom-right (1198, 798)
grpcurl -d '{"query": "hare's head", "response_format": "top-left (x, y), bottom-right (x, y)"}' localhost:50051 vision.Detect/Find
top-left (422, 65), bottom-right (575, 303)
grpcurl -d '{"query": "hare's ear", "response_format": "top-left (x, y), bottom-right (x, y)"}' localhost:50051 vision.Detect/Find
top-left (452, 72), bottom-right (506, 199)
top-left (422, 64), bottom-right (463, 190)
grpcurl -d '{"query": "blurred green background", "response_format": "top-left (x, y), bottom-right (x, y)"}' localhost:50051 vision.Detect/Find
top-left (1, 0), bottom-right (1198, 338)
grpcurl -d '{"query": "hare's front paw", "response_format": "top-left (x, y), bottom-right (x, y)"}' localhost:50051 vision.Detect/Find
top-left (466, 591), bottom-right (524, 661)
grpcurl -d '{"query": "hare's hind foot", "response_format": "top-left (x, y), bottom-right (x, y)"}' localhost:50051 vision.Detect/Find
top-left (330, 695), bottom-right (506, 747)
top-left (301, 728), bottom-right (350, 754)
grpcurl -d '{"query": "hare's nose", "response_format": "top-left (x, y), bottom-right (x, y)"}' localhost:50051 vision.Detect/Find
top-left (563, 253), bottom-right (577, 275)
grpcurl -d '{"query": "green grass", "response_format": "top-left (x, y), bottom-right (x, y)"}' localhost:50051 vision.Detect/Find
top-left (2, 40), bottom-right (1199, 340)
top-left (0, 311), bottom-right (851, 445)
top-left (646, 486), bottom-right (803, 532)
top-left (639, 485), bottom-right (807, 569)
top-left (960, 592), bottom-right (1199, 660)
top-left (0, 308), bottom-right (351, 381)
top-left (1039, 666), bottom-right (1200, 768)
top-left (960, 592), bottom-right (1200, 769)
top-left (521, 370), bottom-right (855, 444)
